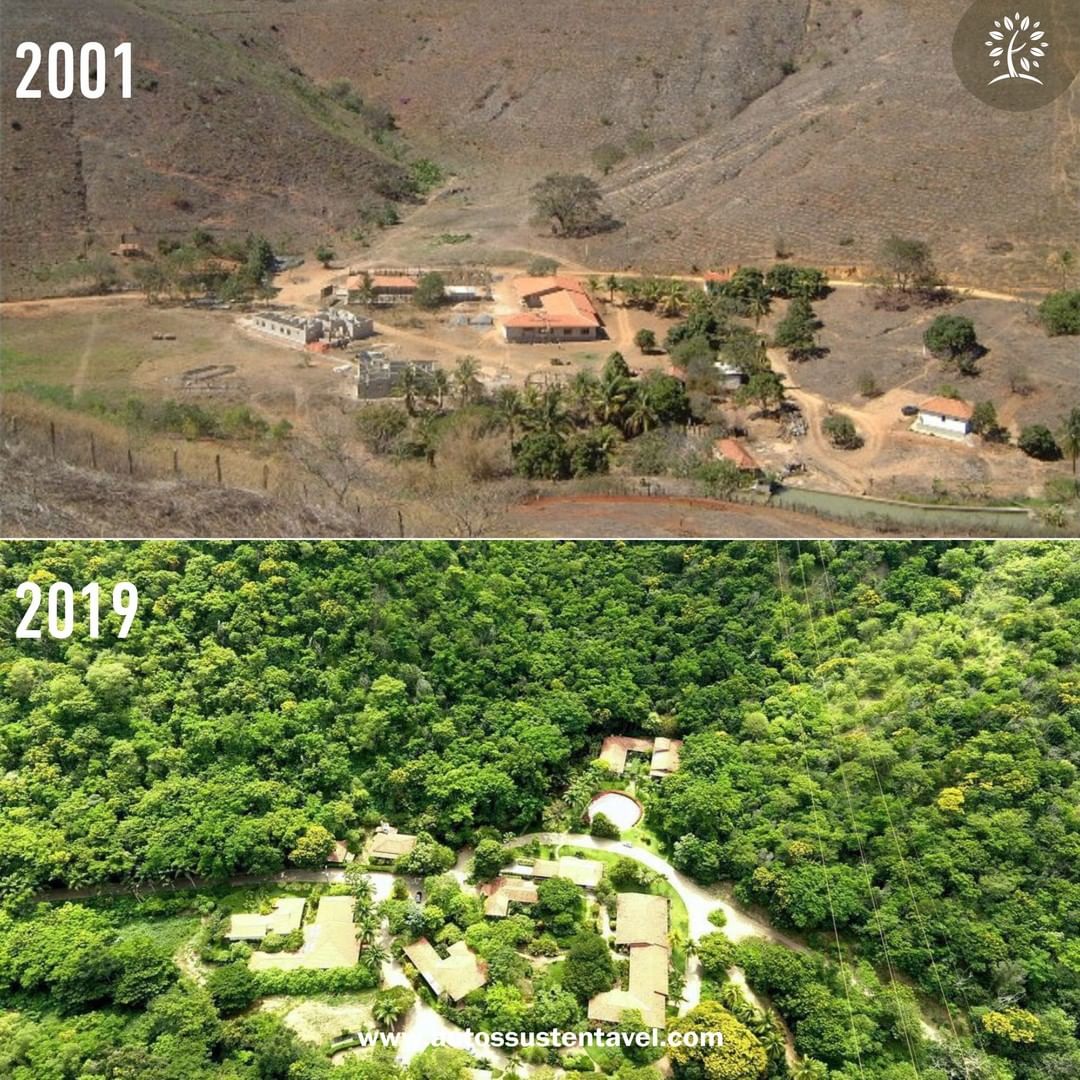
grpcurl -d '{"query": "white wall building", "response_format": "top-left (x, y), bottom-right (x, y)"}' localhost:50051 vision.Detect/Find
top-left (915, 397), bottom-right (974, 438)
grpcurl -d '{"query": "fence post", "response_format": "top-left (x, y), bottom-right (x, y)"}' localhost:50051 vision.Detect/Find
top-left (215, 454), bottom-right (222, 485)
top-left (263, 463), bottom-right (269, 490)
top-left (173, 448), bottom-right (179, 475)
top-left (127, 448), bottom-right (134, 476)
top-left (90, 435), bottom-right (97, 469)
top-left (50, 421), bottom-right (56, 459)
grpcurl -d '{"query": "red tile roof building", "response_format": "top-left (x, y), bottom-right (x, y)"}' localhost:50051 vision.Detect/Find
top-left (504, 276), bottom-right (603, 342)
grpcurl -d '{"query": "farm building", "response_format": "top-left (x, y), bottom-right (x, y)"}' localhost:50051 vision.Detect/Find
top-left (326, 840), bottom-right (353, 866)
top-left (914, 397), bottom-right (975, 438)
top-left (343, 273), bottom-right (419, 304)
top-left (504, 276), bottom-right (603, 343)
top-left (598, 735), bottom-right (683, 779)
top-left (523, 855), bottom-right (603, 889)
top-left (480, 876), bottom-right (539, 918)
top-left (589, 893), bottom-right (670, 1028)
top-left (366, 824), bottom-right (417, 864)
top-left (649, 737), bottom-right (683, 779)
top-left (323, 310), bottom-right (373, 342)
top-left (226, 897), bottom-right (306, 942)
top-left (713, 438), bottom-right (761, 474)
top-left (404, 938), bottom-right (488, 1002)
top-left (714, 361), bottom-right (747, 389)
top-left (356, 353), bottom-right (437, 398)
top-left (252, 311), bottom-right (323, 345)
top-left (248, 896), bottom-right (359, 971)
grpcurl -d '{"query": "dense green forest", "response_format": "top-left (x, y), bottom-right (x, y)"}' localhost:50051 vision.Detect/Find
top-left (0, 540), bottom-right (1079, 1080)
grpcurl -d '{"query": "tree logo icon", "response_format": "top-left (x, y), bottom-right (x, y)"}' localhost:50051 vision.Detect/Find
top-left (953, 0), bottom-right (1078, 111)
top-left (986, 12), bottom-right (1049, 83)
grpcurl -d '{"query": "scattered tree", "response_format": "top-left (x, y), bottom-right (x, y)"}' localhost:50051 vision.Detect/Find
top-left (530, 173), bottom-right (615, 237)
top-left (822, 413), bottom-right (863, 449)
top-left (414, 272), bottom-right (447, 310)
top-left (1018, 424), bottom-right (1062, 461)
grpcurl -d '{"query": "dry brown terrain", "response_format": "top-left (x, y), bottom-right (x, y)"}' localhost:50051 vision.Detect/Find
top-left (4, 0), bottom-right (1077, 300)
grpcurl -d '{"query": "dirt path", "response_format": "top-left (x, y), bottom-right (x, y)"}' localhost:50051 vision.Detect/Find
top-left (71, 310), bottom-right (101, 400)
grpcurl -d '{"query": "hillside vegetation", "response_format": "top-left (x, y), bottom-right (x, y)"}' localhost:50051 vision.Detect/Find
top-left (0, 541), bottom-right (1078, 1080)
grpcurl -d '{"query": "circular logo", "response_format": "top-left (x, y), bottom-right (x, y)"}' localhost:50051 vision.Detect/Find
top-left (953, 0), bottom-right (1080, 110)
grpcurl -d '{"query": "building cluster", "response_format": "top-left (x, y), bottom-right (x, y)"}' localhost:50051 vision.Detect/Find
top-left (503, 276), bottom-right (604, 343)
top-left (251, 308), bottom-right (373, 348)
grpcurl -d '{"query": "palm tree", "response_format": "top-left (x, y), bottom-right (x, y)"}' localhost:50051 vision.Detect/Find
top-left (568, 370), bottom-right (599, 421)
top-left (493, 386), bottom-right (527, 443)
top-left (746, 292), bottom-right (771, 328)
top-left (372, 994), bottom-right (405, 1029)
top-left (360, 941), bottom-right (389, 976)
top-left (638, 277), bottom-right (663, 311)
top-left (345, 864), bottom-right (374, 902)
top-left (760, 1024), bottom-right (787, 1065)
top-left (586, 275), bottom-right (600, 297)
top-left (429, 368), bottom-right (451, 410)
top-left (658, 279), bottom-right (690, 318)
top-left (356, 914), bottom-right (380, 951)
top-left (605, 274), bottom-right (620, 303)
top-left (394, 365), bottom-right (424, 416)
top-left (624, 384), bottom-right (660, 436)
top-left (596, 369), bottom-right (632, 428)
top-left (526, 385), bottom-right (571, 437)
top-left (454, 355), bottom-right (482, 406)
top-left (792, 1059), bottom-right (829, 1080)
top-left (1060, 406), bottom-right (1080, 481)
top-left (718, 982), bottom-right (745, 1012)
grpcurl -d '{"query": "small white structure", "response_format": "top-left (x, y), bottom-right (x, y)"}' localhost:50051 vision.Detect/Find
top-left (913, 397), bottom-right (974, 439)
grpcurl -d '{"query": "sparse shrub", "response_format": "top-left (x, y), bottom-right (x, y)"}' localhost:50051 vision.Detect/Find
top-left (356, 404), bottom-right (409, 454)
top-left (634, 328), bottom-right (658, 353)
top-left (1018, 425), bottom-right (1062, 461)
top-left (857, 371), bottom-right (882, 398)
top-left (1007, 366), bottom-right (1035, 396)
top-left (823, 413), bottom-right (863, 449)
top-left (410, 159), bottom-right (443, 193)
top-left (591, 142), bottom-right (627, 176)
top-left (527, 256), bottom-right (559, 276)
top-left (971, 401), bottom-right (1009, 443)
top-left (1038, 290), bottom-right (1080, 336)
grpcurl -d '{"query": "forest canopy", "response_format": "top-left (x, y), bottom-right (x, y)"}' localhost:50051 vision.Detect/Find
top-left (0, 540), bottom-right (1079, 1080)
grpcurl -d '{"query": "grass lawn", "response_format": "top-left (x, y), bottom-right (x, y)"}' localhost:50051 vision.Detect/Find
top-left (114, 915), bottom-right (202, 952)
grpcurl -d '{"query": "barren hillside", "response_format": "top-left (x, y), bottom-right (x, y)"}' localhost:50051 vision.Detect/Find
top-left (203, 0), bottom-right (1080, 286)
top-left (3, 0), bottom-right (1077, 296)
top-left (1, 0), bottom-right (413, 298)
